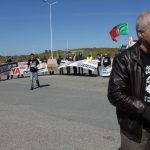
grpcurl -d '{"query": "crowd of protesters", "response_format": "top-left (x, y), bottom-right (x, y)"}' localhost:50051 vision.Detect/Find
top-left (1, 51), bottom-right (112, 90)
top-left (2, 51), bottom-right (112, 80)
top-left (56, 51), bottom-right (111, 76)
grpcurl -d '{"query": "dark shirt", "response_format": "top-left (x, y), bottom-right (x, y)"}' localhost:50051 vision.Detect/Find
top-left (140, 49), bottom-right (150, 130)
top-left (28, 59), bottom-right (39, 72)
top-left (78, 55), bottom-right (84, 61)
top-left (6, 59), bottom-right (12, 63)
top-left (103, 56), bottom-right (111, 67)
top-left (57, 57), bottom-right (62, 65)
top-left (42, 58), bottom-right (47, 63)
top-left (140, 49), bottom-right (150, 106)
top-left (98, 56), bottom-right (102, 66)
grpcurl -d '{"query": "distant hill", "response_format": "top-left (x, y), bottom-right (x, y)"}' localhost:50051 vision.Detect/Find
top-left (0, 48), bottom-right (118, 63)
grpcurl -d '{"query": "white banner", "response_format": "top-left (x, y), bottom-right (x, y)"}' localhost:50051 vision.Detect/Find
top-left (10, 62), bottom-right (28, 76)
top-left (58, 59), bottom-right (99, 71)
top-left (100, 57), bottom-right (113, 77)
top-left (9, 61), bottom-right (49, 76)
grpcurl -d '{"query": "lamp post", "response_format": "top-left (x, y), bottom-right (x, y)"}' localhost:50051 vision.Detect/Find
top-left (43, 0), bottom-right (57, 59)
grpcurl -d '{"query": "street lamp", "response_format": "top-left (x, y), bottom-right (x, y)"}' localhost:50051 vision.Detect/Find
top-left (43, 0), bottom-right (57, 59)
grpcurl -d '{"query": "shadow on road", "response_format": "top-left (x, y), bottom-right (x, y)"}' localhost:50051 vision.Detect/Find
top-left (39, 84), bottom-right (50, 88)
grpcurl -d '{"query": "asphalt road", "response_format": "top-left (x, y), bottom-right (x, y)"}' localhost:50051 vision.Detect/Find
top-left (0, 75), bottom-right (120, 150)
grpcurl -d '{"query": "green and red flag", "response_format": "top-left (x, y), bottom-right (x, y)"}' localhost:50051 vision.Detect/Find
top-left (109, 23), bottom-right (128, 42)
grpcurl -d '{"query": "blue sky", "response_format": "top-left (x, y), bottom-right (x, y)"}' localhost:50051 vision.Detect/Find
top-left (0, 0), bottom-right (149, 56)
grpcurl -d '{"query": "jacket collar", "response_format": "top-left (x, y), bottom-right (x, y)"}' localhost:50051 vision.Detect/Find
top-left (131, 41), bottom-right (144, 69)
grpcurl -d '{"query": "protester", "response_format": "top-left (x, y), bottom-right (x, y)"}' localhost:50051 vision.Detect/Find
top-left (41, 56), bottom-right (47, 75)
top-left (97, 53), bottom-right (102, 76)
top-left (65, 54), bottom-right (71, 75)
top-left (72, 53), bottom-right (78, 75)
top-left (6, 56), bottom-right (12, 63)
top-left (27, 53), bottom-right (40, 90)
top-left (57, 55), bottom-right (63, 75)
top-left (78, 52), bottom-right (84, 75)
top-left (6, 56), bottom-right (13, 80)
top-left (42, 56), bottom-right (47, 64)
top-left (102, 53), bottom-right (111, 67)
top-left (86, 51), bottom-right (93, 76)
top-left (108, 11), bottom-right (150, 150)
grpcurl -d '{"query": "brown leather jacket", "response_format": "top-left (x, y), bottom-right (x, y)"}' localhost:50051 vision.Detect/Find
top-left (108, 41), bottom-right (148, 142)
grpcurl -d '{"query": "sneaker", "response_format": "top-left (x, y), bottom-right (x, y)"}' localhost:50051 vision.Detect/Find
top-left (36, 81), bottom-right (40, 88)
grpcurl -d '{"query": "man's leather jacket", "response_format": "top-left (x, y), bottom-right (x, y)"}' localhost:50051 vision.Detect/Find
top-left (108, 42), bottom-right (148, 142)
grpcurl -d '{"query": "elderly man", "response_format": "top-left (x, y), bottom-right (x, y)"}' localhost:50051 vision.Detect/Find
top-left (108, 11), bottom-right (150, 150)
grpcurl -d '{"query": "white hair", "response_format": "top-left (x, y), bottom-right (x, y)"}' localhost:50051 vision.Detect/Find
top-left (136, 11), bottom-right (150, 32)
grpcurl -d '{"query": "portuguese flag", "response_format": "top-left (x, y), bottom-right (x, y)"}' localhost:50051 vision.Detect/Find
top-left (109, 23), bottom-right (128, 42)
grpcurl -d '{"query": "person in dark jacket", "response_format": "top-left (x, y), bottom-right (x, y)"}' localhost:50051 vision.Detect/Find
top-left (72, 53), bottom-right (78, 75)
top-left (78, 52), bottom-right (84, 75)
top-left (97, 53), bottom-right (102, 76)
top-left (103, 53), bottom-right (111, 68)
top-left (108, 11), bottom-right (150, 150)
top-left (65, 54), bottom-right (71, 75)
top-left (28, 53), bottom-right (40, 90)
top-left (57, 55), bottom-right (63, 75)
top-left (6, 56), bottom-right (13, 79)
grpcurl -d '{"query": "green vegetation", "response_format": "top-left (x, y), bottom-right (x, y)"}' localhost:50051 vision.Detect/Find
top-left (0, 47), bottom-right (118, 63)
top-left (37, 47), bottom-right (118, 59)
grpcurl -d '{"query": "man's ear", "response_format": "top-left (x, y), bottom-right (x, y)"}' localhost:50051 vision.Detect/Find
top-left (137, 30), bottom-right (144, 39)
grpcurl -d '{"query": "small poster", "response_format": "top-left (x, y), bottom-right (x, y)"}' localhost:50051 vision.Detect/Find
top-left (47, 59), bottom-right (58, 72)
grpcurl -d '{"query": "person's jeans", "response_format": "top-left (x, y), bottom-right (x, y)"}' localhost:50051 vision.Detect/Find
top-left (30, 72), bottom-right (39, 88)
top-left (120, 128), bottom-right (150, 150)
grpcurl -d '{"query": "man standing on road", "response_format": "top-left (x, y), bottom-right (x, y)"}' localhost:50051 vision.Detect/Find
top-left (28, 53), bottom-right (40, 90)
top-left (108, 11), bottom-right (150, 150)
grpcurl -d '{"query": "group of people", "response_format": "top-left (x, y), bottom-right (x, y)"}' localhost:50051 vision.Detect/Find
top-left (27, 51), bottom-right (112, 90)
top-left (57, 52), bottom-right (111, 76)
top-left (57, 52), bottom-right (85, 75)
top-left (4, 50), bottom-right (112, 86)
top-left (5, 54), bottom-right (46, 89)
